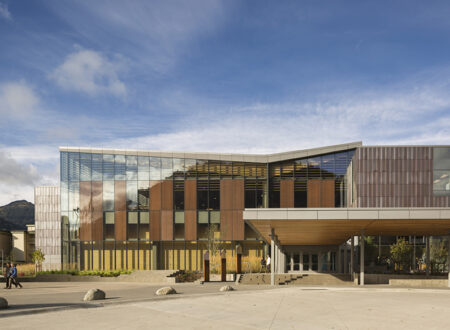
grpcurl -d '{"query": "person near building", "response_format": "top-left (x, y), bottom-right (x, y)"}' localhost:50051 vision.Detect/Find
top-left (3, 263), bottom-right (11, 289)
top-left (8, 264), bottom-right (23, 289)
top-left (260, 256), bottom-right (266, 272)
top-left (266, 255), bottom-right (271, 272)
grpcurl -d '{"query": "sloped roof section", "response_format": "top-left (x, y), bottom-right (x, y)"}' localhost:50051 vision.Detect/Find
top-left (59, 141), bottom-right (362, 163)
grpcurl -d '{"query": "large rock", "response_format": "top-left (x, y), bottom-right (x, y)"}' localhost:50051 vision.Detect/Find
top-left (0, 297), bottom-right (8, 309)
top-left (219, 285), bottom-right (234, 292)
top-left (155, 286), bottom-right (177, 296)
top-left (83, 289), bottom-right (106, 301)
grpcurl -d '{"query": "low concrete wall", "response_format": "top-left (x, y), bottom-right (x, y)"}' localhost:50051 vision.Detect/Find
top-left (389, 279), bottom-right (448, 288)
top-left (364, 274), bottom-right (447, 285)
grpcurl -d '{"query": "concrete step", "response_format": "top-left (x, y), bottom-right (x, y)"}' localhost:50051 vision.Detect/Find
top-left (288, 274), bottom-right (354, 286)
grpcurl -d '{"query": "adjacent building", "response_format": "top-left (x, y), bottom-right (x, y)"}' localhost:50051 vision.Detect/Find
top-left (35, 142), bottom-right (450, 275)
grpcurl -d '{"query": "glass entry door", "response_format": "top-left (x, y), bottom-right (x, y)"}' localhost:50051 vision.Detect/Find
top-left (293, 254), bottom-right (300, 271)
top-left (303, 254), bottom-right (310, 271)
top-left (311, 254), bottom-right (318, 271)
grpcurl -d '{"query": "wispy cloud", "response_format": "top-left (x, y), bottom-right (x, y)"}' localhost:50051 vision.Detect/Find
top-left (45, 0), bottom-right (228, 72)
top-left (107, 79), bottom-right (450, 153)
top-left (0, 81), bottom-right (39, 119)
top-left (0, 2), bottom-right (11, 20)
top-left (50, 48), bottom-right (127, 97)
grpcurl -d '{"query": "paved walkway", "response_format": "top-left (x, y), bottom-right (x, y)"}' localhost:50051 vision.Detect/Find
top-left (1, 282), bottom-right (450, 329)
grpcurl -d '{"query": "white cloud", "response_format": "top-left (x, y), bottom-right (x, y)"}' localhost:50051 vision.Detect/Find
top-left (46, 0), bottom-right (228, 72)
top-left (107, 84), bottom-right (450, 153)
top-left (0, 2), bottom-right (11, 20)
top-left (0, 147), bottom-right (59, 206)
top-left (50, 49), bottom-right (126, 97)
top-left (0, 81), bottom-right (39, 119)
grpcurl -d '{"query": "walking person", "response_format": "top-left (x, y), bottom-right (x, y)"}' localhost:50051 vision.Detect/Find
top-left (4, 263), bottom-right (11, 289)
top-left (266, 255), bottom-right (271, 273)
top-left (260, 256), bottom-right (266, 273)
top-left (9, 264), bottom-right (22, 289)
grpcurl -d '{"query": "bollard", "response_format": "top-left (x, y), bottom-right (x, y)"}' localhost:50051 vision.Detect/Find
top-left (204, 251), bottom-right (210, 282)
top-left (221, 249), bottom-right (226, 282)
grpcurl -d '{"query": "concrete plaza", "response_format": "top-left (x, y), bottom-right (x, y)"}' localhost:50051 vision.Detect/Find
top-left (1, 282), bottom-right (450, 329)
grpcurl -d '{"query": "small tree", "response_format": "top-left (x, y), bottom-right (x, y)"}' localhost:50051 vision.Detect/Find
top-left (32, 249), bottom-right (45, 273)
top-left (390, 238), bottom-right (412, 273)
top-left (206, 224), bottom-right (226, 274)
top-left (430, 239), bottom-right (449, 273)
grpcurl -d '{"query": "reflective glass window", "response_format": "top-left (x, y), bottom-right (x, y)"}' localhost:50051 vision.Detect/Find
top-left (115, 154), bottom-right (126, 180)
top-left (161, 157), bottom-right (173, 180)
top-left (138, 181), bottom-right (149, 210)
top-left (80, 153), bottom-right (92, 181)
top-left (103, 154), bottom-right (114, 180)
top-left (61, 152), bottom-right (69, 182)
top-left (126, 155), bottom-right (138, 180)
top-left (60, 181), bottom-right (69, 212)
top-left (185, 159), bottom-right (197, 178)
top-left (233, 162), bottom-right (244, 178)
top-left (294, 180), bottom-right (307, 208)
top-left (321, 154), bottom-right (335, 179)
top-left (68, 181), bottom-right (80, 211)
top-left (308, 157), bottom-right (321, 179)
top-left (245, 180), bottom-right (257, 208)
top-left (281, 161), bottom-right (294, 178)
top-left (197, 160), bottom-right (208, 179)
top-left (173, 158), bottom-right (185, 179)
top-left (126, 181), bottom-right (138, 211)
top-left (294, 159), bottom-right (308, 179)
top-left (150, 157), bottom-right (161, 180)
top-left (92, 154), bottom-right (103, 181)
top-left (68, 152), bottom-right (80, 181)
top-left (138, 156), bottom-right (150, 180)
top-left (208, 161), bottom-right (220, 178)
top-left (220, 161), bottom-right (232, 178)
top-left (433, 147), bottom-right (450, 196)
top-left (103, 181), bottom-right (114, 211)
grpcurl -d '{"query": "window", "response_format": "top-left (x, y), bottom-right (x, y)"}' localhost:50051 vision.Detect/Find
top-left (104, 212), bottom-right (115, 240)
top-left (433, 147), bottom-right (450, 196)
top-left (174, 181), bottom-right (184, 210)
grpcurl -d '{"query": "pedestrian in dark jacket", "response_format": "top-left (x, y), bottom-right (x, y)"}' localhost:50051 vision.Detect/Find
top-left (9, 264), bottom-right (22, 289)
top-left (3, 263), bottom-right (11, 289)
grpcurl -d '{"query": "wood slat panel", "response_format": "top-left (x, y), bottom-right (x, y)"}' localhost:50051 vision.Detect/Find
top-left (91, 181), bottom-right (102, 213)
top-left (320, 180), bottom-right (335, 207)
top-left (92, 211), bottom-right (103, 241)
top-left (185, 210), bottom-right (197, 241)
top-left (161, 180), bottom-right (173, 210)
top-left (115, 211), bottom-right (126, 241)
top-left (149, 181), bottom-right (162, 210)
top-left (150, 210), bottom-right (161, 241)
top-left (80, 181), bottom-right (91, 241)
top-left (280, 180), bottom-right (294, 208)
top-left (307, 180), bottom-right (321, 207)
top-left (184, 180), bottom-right (197, 210)
top-left (114, 181), bottom-right (126, 211)
top-left (233, 210), bottom-right (244, 241)
top-left (161, 210), bottom-right (173, 241)
top-left (220, 210), bottom-right (233, 240)
top-left (220, 180), bottom-right (233, 210)
top-left (233, 179), bottom-right (245, 210)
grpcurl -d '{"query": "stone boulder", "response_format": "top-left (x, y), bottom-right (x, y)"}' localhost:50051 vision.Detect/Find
top-left (0, 297), bottom-right (8, 309)
top-left (219, 285), bottom-right (234, 292)
top-left (83, 289), bottom-right (106, 301)
top-left (155, 286), bottom-right (177, 296)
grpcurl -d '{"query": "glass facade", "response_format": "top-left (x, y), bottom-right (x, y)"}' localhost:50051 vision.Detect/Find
top-left (433, 147), bottom-right (450, 196)
top-left (60, 149), bottom-right (355, 271)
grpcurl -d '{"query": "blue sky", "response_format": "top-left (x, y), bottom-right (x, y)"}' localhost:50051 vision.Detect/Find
top-left (0, 0), bottom-right (449, 204)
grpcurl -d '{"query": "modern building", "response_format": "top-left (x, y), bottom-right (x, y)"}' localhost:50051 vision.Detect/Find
top-left (35, 142), bottom-right (450, 281)
top-left (35, 186), bottom-right (61, 270)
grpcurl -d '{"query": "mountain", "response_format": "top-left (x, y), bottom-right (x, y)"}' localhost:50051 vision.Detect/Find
top-left (0, 200), bottom-right (34, 231)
